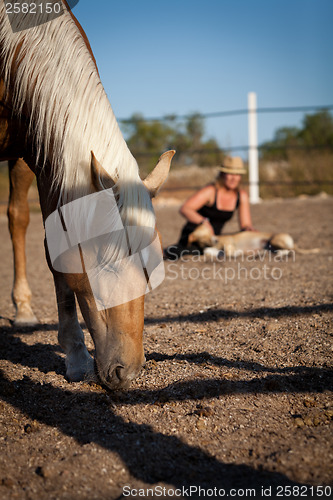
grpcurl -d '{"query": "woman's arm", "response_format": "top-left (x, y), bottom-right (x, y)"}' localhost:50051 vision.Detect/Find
top-left (238, 189), bottom-right (255, 231)
top-left (179, 185), bottom-right (215, 234)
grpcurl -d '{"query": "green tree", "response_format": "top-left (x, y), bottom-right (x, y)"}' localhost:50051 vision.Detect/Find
top-left (260, 110), bottom-right (333, 198)
top-left (121, 112), bottom-right (225, 171)
top-left (299, 110), bottom-right (333, 149)
top-left (261, 126), bottom-right (300, 159)
top-left (185, 113), bottom-right (204, 150)
top-left (195, 138), bottom-right (224, 167)
top-left (122, 113), bottom-right (176, 171)
top-left (261, 110), bottom-right (333, 160)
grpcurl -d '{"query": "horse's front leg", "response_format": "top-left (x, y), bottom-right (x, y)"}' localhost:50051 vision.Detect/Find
top-left (7, 158), bottom-right (38, 326)
top-left (53, 272), bottom-right (95, 382)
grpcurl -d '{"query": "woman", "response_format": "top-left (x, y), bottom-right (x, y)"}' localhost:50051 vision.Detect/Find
top-left (164, 156), bottom-right (254, 260)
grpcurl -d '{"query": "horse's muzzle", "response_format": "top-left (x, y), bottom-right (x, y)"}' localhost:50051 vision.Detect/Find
top-left (103, 363), bottom-right (143, 390)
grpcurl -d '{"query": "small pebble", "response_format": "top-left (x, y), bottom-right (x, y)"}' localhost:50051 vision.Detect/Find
top-left (303, 398), bottom-right (316, 407)
top-left (2, 477), bottom-right (15, 488)
top-left (325, 409), bottom-right (333, 419)
top-left (196, 418), bottom-right (207, 430)
top-left (303, 416), bottom-right (313, 426)
top-left (294, 417), bottom-right (305, 428)
top-left (24, 421), bottom-right (40, 433)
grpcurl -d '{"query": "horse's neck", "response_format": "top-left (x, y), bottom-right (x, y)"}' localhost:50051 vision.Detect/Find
top-left (0, 3), bottom-right (139, 203)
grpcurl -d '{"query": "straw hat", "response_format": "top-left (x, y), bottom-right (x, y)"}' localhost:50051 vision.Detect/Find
top-left (219, 156), bottom-right (246, 175)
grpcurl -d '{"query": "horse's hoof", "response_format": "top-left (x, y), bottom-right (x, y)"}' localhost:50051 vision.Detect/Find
top-left (66, 357), bottom-right (96, 383)
top-left (14, 314), bottom-right (39, 327)
top-left (66, 370), bottom-right (98, 384)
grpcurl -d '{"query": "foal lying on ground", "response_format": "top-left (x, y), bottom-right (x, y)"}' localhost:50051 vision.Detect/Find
top-left (188, 223), bottom-right (320, 258)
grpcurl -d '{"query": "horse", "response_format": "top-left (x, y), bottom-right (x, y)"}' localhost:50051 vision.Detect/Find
top-left (0, 1), bottom-right (175, 389)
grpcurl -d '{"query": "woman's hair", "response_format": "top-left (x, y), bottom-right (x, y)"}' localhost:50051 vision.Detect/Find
top-left (215, 171), bottom-right (226, 187)
top-left (215, 171), bottom-right (242, 188)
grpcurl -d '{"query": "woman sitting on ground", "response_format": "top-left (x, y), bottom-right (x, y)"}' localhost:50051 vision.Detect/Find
top-left (164, 156), bottom-right (254, 260)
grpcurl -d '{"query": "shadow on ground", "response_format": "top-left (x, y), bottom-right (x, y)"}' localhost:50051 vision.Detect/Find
top-left (1, 323), bottom-right (332, 492)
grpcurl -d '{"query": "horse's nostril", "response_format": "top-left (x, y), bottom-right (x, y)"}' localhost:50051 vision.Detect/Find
top-left (104, 364), bottom-right (125, 387)
top-left (115, 365), bottom-right (124, 381)
top-left (103, 362), bottom-right (143, 389)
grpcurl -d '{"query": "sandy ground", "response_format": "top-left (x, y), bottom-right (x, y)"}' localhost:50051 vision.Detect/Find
top-left (0, 194), bottom-right (332, 499)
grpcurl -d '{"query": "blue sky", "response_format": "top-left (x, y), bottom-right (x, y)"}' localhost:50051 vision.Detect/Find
top-left (72, 0), bottom-right (332, 157)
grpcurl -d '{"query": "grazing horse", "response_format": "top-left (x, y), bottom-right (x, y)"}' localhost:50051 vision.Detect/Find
top-left (0, 2), bottom-right (174, 389)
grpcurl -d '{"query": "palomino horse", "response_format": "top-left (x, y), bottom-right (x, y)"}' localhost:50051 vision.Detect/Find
top-left (0, 2), bottom-right (174, 389)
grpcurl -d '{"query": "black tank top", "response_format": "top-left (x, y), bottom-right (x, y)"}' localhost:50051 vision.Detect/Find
top-left (178, 187), bottom-right (240, 246)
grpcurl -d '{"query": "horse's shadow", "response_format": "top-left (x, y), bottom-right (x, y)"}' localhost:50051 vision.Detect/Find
top-left (144, 303), bottom-right (333, 325)
top-left (0, 323), bottom-right (332, 491)
top-left (0, 323), bottom-right (83, 376)
top-left (1, 323), bottom-right (331, 396)
top-left (0, 369), bottom-right (309, 491)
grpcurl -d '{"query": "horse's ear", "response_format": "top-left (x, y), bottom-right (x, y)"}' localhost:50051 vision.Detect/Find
top-left (143, 150), bottom-right (175, 198)
top-left (91, 151), bottom-right (115, 191)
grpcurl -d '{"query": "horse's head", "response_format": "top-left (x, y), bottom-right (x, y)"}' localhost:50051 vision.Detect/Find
top-left (57, 151), bottom-right (174, 389)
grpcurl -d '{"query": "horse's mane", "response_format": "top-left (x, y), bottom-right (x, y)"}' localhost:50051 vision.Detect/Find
top-left (0, 2), bottom-right (155, 231)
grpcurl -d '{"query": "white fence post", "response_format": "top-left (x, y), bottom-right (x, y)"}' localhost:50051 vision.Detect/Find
top-left (248, 92), bottom-right (260, 203)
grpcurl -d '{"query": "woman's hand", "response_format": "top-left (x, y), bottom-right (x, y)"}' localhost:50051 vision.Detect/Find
top-left (201, 218), bottom-right (215, 235)
top-left (241, 225), bottom-right (256, 232)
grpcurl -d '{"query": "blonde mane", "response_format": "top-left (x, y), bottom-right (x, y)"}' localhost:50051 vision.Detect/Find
top-left (0, 1), bottom-right (155, 229)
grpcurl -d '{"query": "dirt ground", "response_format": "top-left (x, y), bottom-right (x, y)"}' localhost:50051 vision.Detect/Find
top-left (0, 193), bottom-right (332, 499)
